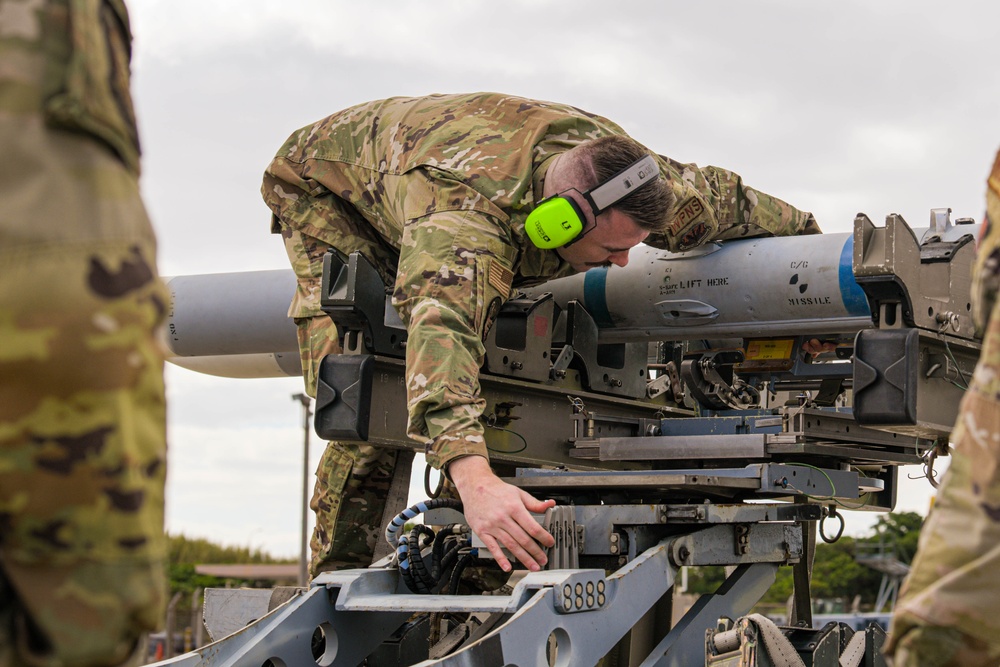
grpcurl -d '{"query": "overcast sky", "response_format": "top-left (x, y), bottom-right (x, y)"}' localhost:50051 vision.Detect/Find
top-left (127, 0), bottom-right (1000, 558)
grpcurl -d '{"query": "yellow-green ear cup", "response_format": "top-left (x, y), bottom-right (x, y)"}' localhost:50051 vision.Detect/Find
top-left (525, 196), bottom-right (585, 249)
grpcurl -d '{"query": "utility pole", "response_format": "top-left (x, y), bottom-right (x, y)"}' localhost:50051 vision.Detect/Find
top-left (292, 393), bottom-right (312, 587)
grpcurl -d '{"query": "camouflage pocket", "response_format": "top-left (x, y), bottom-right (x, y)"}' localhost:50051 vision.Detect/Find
top-left (309, 443), bottom-right (398, 572)
top-left (294, 316), bottom-right (342, 397)
top-left (464, 220), bottom-right (515, 342)
top-left (476, 254), bottom-right (514, 342)
top-left (43, 0), bottom-right (141, 174)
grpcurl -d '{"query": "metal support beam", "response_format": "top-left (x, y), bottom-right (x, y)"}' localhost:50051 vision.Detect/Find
top-left (638, 563), bottom-right (779, 667)
top-left (412, 540), bottom-right (679, 666)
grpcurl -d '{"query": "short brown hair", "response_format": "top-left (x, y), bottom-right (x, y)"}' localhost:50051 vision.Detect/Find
top-left (579, 135), bottom-right (674, 234)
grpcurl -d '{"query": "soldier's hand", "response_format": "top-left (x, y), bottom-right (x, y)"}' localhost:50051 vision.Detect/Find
top-left (448, 455), bottom-right (556, 572)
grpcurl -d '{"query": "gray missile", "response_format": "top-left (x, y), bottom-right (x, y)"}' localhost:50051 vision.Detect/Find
top-left (163, 219), bottom-right (977, 378)
top-left (524, 217), bottom-right (978, 343)
top-left (526, 231), bottom-right (873, 342)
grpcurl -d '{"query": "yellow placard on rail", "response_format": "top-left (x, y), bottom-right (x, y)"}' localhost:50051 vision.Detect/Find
top-left (745, 339), bottom-right (796, 360)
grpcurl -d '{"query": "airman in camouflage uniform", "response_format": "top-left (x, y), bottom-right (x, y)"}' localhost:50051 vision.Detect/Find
top-left (0, 1), bottom-right (168, 665)
top-left (886, 149), bottom-right (1000, 666)
top-left (261, 92), bottom-right (819, 576)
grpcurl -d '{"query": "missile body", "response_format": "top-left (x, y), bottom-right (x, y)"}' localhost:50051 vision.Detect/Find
top-left (527, 232), bottom-right (873, 342)
top-left (163, 223), bottom-right (974, 378)
top-left (163, 270), bottom-right (300, 378)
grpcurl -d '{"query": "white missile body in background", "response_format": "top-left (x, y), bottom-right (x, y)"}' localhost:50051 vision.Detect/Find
top-left (163, 223), bottom-right (976, 379)
top-left (163, 269), bottom-right (300, 378)
top-left (525, 230), bottom-right (873, 342)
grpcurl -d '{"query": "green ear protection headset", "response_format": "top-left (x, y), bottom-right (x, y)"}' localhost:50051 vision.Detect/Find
top-left (525, 154), bottom-right (660, 249)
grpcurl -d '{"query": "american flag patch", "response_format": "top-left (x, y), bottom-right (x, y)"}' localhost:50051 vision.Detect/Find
top-left (488, 262), bottom-right (514, 296)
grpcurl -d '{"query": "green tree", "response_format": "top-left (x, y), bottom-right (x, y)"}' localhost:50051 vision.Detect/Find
top-left (169, 533), bottom-right (285, 567)
top-left (862, 512), bottom-right (923, 563)
top-left (811, 541), bottom-right (879, 601)
top-left (744, 512), bottom-right (925, 613)
top-left (167, 533), bottom-right (292, 597)
top-left (684, 565), bottom-right (727, 595)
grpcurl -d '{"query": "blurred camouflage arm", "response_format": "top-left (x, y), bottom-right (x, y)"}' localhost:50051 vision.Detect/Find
top-left (970, 149), bottom-right (1000, 336)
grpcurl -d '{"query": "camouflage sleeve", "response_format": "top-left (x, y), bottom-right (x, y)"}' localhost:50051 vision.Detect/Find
top-left (645, 156), bottom-right (819, 253)
top-left (702, 165), bottom-right (820, 241)
top-left (971, 148), bottom-right (1000, 337)
top-left (391, 209), bottom-right (516, 471)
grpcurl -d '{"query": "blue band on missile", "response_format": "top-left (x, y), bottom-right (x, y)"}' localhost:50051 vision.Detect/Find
top-left (583, 267), bottom-right (615, 327)
top-left (839, 236), bottom-right (871, 316)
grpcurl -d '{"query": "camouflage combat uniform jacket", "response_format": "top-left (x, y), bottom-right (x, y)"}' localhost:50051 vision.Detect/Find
top-left (262, 92), bottom-right (817, 472)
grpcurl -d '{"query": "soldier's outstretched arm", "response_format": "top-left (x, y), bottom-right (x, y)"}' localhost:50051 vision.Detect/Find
top-left (701, 164), bottom-right (821, 240)
top-left (644, 154), bottom-right (819, 252)
top-left (390, 206), bottom-right (556, 569)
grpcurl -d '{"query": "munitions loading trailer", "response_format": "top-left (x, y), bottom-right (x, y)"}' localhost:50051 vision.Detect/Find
top-left (157, 210), bottom-right (981, 667)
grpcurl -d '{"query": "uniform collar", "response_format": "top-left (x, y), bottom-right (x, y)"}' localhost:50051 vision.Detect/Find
top-left (532, 152), bottom-right (561, 205)
top-left (510, 152), bottom-right (573, 282)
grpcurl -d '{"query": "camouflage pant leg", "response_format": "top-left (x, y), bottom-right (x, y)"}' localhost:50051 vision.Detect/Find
top-left (309, 442), bottom-right (402, 575)
top-left (278, 214), bottom-right (398, 323)
top-left (886, 298), bottom-right (1000, 665)
top-left (280, 222), bottom-right (408, 576)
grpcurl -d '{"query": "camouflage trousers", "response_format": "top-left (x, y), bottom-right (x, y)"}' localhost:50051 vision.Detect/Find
top-left (886, 297), bottom-right (1000, 666)
top-left (293, 313), bottom-right (417, 575)
top-left (308, 438), bottom-right (406, 574)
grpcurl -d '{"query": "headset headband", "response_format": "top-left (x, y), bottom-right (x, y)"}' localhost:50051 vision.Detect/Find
top-left (582, 154), bottom-right (660, 216)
